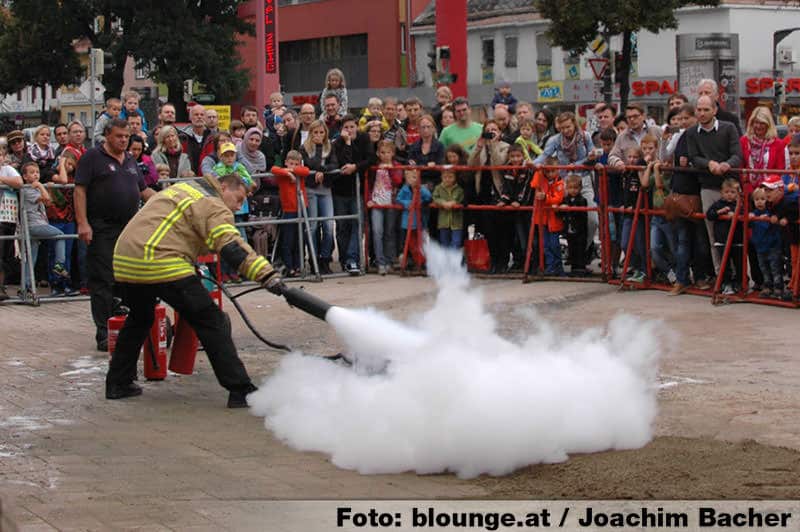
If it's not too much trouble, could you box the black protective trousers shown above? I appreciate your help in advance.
[106,276,254,394]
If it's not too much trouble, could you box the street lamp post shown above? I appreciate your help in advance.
[773,28,800,118]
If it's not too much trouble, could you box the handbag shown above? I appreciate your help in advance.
[663,193,701,222]
[464,237,491,272]
[0,191,19,224]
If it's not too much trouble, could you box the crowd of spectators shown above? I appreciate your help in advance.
[0,70,798,303]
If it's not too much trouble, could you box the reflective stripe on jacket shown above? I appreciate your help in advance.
[113,175,273,284]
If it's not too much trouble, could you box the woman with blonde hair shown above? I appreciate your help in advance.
[150,125,192,178]
[741,106,783,193]
[300,120,338,273]
[320,68,348,117]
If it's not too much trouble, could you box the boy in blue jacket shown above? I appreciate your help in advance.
[749,187,783,299]
[396,169,432,268]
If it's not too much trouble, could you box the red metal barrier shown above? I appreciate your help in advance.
[360,163,798,309]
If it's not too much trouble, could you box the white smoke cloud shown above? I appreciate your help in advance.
[248,244,662,479]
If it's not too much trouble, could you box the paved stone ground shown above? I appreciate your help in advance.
[1,275,798,530]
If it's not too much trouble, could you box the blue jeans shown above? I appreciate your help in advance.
[307,189,334,261]
[650,215,676,276]
[543,229,563,274]
[439,228,464,249]
[621,215,646,273]
[48,221,75,287]
[370,207,398,266]
[673,218,713,286]
[333,195,360,266]
[279,212,300,271]
[757,247,784,291]
[24,224,66,289]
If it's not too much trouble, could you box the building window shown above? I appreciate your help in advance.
[505,36,518,68]
[279,34,368,92]
[67,112,75,123]
[17,90,22,101]
[400,23,407,54]
[482,38,495,68]
[536,33,551,64]
[50,86,56,100]
[80,111,87,125]
[135,62,153,80]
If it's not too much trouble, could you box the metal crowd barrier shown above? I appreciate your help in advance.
[1,170,365,306]
[369,163,800,308]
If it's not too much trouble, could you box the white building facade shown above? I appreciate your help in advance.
[411,1,800,122]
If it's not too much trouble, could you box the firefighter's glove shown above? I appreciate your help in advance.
[263,274,287,296]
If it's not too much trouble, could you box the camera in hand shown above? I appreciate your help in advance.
[481,131,496,140]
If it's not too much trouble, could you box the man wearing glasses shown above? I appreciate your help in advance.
[282,103,317,159]
[608,103,663,169]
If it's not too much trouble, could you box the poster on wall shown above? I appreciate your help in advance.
[537,64,552,82]
[538,81,564,102]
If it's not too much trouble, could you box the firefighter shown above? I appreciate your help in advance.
[105,173,284,408]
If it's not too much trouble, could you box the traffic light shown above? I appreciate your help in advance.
[775,79,785,103]
[427,50,438,76]
[103,51,114,77]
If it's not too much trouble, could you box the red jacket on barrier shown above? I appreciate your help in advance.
[530,170,565,232]
[271,165,310,214]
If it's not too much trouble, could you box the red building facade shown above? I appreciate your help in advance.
[237,0,429,110]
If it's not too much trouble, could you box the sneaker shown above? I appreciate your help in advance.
[0,286,9,302]
[96,339,109,352]
[667,269,677,285]
[79,287,89,295]
[668,283,688,296]
[52,263,70,279]
[378,264,388,276]
[50,288,66,297]
[694,278,712,291]
[346,261,360,275]
[106,382,143,400]
[626,270,646,283]
[17,287,33,301]
[318,261,333,275]
[722,284,736,295]
[227,383,258,409]
[64,287,81,297]
[760,287,772,298]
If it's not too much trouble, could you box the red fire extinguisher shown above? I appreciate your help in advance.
[107,315,127,357]
[169,311,199,375]
[143,303,168,380]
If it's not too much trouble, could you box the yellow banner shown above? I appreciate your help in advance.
[537,81,564,102]
[205,105,231,132]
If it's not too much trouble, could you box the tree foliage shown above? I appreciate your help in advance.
[535,0,720,108]
[0,1,85,121]
[1,0,254,121]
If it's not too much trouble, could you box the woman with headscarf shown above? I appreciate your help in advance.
[238,127,267,175]
[150,125,192,178]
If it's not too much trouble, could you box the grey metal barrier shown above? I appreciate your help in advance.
[1,171,365,306]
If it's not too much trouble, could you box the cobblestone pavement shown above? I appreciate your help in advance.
[1,276,798,530]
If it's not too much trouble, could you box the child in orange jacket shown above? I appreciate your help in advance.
[271,151,310,277]
[531,160,565,274]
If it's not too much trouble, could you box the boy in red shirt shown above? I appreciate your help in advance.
[271,150,309,277]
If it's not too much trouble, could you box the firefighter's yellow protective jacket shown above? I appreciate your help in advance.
[113,176,274,284]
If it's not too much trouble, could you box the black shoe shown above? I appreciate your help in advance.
[227,383,258,409]
[318,261,333,275]
[0,286,8,302]
[106,382,143,400]
[97,339,109,352]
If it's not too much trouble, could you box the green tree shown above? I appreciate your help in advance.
[75,0,254,120]
[535,0,719,109]
[0,1,85,122]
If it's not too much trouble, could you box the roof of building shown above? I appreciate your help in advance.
[412,0,537,26]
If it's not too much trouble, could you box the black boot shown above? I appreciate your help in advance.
[106,382,143,400]
[227,383,258,409]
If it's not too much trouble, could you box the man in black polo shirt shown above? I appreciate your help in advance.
[685,95,742,274]
[75,119,155,351]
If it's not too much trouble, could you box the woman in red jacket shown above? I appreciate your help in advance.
[740,106,785,195]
